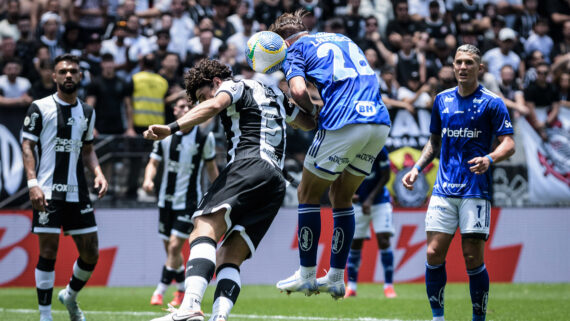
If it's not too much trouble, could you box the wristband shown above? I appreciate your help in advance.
[27,179,38,188]
[413,164,422,172]
[167,121,180,134]
[485,155,493,164]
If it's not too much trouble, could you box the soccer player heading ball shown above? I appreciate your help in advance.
[402,44,515,321]
[270,9,391,299]
[144,59,315,321]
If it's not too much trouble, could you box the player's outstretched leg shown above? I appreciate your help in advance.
[381,248,397,298]
[151,236,217,321]
[151,265,176,305]
[58,257,95,321]
[209,264,241,321]
[345,248,361,298]
[317,207,355,299]
[276,204,320,295]
[36,257,56,321]
[426,262,446,321]
[468,264,489,321]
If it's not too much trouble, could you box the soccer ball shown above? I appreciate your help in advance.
[245,31,287,74]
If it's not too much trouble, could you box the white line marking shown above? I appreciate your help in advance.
[0,308,427,321]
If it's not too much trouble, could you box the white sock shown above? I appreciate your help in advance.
[300,266,316,279]
[433,317,445,321]
[65,285,78,301]
[347,281,357,291]
[154,282,169,295]
[384,283,393,289]
[179,241,216,311]
[39,304,51,318]
[327,267,345,283]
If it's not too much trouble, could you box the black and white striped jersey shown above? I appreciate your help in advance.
[215,79,295,169]
[150,126,216,210]
[22,94,95,203]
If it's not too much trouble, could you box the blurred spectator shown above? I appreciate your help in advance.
[101,20,129,77]
[395,32,426,85]
[433,64,457,93]
[422,1,457,50]
[556,71,570,109]
[364,47,382,82]
[30,59,56,100]
[496,0,525,28]
[513,0,539,41]
[0,58,32,108]
[523,49,544,87]
[86,53,134,136]
[397,70,432,110]
[482,27,524,80]
[498,64,529,116]
[16,15,36,79]
[135,0,173,17]
[450,0,491,35]
[0,0,20,41]
[478,61,502,94]
[0,36,16,70]
[81,33,103,80]
[358,0,393,39]
[545,0,570,42]
[323,17,346,34]
[126,14,154,67]
[385,0,420,50]
[425,39,454,79]
[167,0,195,61]
[61,21,82,56]
[524,62,560,138]
[379,65,414,113]
[551,20,570,62]
[255,0,283,30]
[73,0,108,39]
[152,29,172,69]
[31,0,71,33]
[186,24,223,65]
[188,0,214,24]
[227,14,255,64]
[335,0,365,41]
[212,0,236,42]
[31,45,52,82]
[158,52,186,116]
[408,0,446,22]
[302,7,319,34]
[228,0,260,34]
[217,43,239,74]
[38,12,64,60]
[524,18,553,63]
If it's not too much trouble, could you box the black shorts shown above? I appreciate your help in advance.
[159,207,194,240]
[194,158,286,257]
[32,200,97,235]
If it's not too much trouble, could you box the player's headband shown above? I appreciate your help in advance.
[285,31,309,42]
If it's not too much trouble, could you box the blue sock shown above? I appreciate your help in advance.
[346,249,361,283]
[380,248,394,284]
[330,207,355,269]
[298,204,321,267]
[426,262,446,318]
[468,264,489,321]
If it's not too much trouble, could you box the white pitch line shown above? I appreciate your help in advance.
[0,308,428,321]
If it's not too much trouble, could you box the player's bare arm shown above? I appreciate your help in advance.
[82,143,108,199]
[288,106,317,131]
[144,92,230,141]
[402,134,441,190]
[22,139,47,211]
[142,158,160,193]
[289,76,317,115]
[468,134,515,175]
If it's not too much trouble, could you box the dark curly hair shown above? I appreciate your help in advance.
[268,9,308,40]
[184,59,233,104]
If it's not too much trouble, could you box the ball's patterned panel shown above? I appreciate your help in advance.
[245,31,287,74]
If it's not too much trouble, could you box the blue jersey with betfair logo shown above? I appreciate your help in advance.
[282,32,391,130]
[430,85,513,200]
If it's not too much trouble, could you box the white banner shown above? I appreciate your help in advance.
[517,117,570,204]
[1,207,569,286]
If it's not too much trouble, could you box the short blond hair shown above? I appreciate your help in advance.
[455,44,481,64]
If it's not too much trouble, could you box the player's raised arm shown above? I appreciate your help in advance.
[402,133,441,190]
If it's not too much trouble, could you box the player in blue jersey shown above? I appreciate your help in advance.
[270,10,391,299]
[345,147,397,299]
[401,44,515,321]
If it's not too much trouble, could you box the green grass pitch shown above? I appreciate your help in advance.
[1,283,568,321]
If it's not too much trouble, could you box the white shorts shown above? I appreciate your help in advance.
[425,195,491,237]
[304,124,390,181]
[353,202,395,239]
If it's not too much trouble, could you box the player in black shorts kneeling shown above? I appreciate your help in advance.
[144,59,316,321]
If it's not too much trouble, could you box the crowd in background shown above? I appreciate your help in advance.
[1,0,569,201]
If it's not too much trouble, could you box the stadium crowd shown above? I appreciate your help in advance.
[1,0,569,200]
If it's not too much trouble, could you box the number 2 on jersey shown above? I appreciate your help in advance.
[316,42,374,81]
